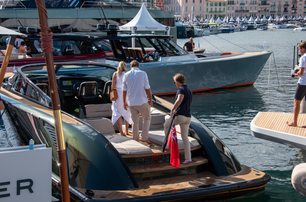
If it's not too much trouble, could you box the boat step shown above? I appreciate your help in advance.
[129,157,208,174]
[123,146,203,166]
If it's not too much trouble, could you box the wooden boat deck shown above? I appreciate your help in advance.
[77,166,266,200]
[251,112,306,150]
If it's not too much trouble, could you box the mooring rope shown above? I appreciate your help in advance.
[201,36,222,52]
[212,34,250,51]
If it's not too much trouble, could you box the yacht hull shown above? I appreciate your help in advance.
[0,62,270,201]
[142,51,271,95]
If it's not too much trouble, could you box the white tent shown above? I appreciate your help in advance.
[216,17,222,24]
[119,3,167,31]
[248,16,254,22]
[209,17,215,23]
[236,16,241,23]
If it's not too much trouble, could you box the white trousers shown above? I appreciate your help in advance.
[164,115,192,161]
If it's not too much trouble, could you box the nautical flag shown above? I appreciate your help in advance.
[168,126,180,168]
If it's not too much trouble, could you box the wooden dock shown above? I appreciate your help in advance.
[251,112,306,150]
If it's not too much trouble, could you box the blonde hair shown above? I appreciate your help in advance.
[173,73,186,84]
[117,61,126,74]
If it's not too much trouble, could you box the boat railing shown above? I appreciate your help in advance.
[0,0,26,9]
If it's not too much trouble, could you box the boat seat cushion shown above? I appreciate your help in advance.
[106,135,153,155]
[84,117,115,135]
[84,117,152,155]
[148,130,199,150]
[139,112,165,130]
[85,103,112,118]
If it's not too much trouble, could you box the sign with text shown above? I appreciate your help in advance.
[0,145,51,202]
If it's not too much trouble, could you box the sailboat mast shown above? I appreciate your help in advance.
[34,0,70,201]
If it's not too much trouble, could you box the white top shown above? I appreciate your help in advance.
[111,72,133,125]
[116,72,124,91]
[298,53,306,85]
[123,67,150,106]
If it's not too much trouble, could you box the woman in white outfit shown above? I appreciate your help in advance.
[111,61,133,135]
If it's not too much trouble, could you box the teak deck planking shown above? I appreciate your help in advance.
[253,112,306,137]
[77,166,265,200]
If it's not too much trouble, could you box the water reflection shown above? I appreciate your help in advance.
[191,87,265,122]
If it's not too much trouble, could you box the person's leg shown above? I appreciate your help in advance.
[139,103,151,141]
[177,116,192,163]
[124,121,129,135]
[129,106,140,140]
[290,99,301,126]
[116,117,124,135]
[288,84,305,126]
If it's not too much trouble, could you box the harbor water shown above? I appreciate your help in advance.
[0,29,305,201]
[178,29,306,201]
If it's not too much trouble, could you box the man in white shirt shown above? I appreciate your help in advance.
[123,60,152,141]
[288,41,306,127]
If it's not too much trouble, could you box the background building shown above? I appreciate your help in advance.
[206,0,227,19]
[164,0,306,21]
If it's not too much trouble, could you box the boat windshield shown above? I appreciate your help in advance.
[22,64,115,80]
[92,39,113,52]
[108,36,188,62]
[138,37,187,56]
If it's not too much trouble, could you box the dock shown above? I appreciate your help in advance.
[251,112,306,150]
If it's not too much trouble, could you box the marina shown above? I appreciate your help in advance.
[0,6,305,200]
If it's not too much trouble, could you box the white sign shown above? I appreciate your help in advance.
[0,145,52,202]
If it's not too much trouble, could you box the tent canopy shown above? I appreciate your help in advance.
[119,3,167,31]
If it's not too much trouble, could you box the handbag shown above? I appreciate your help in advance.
[110,89,118,101]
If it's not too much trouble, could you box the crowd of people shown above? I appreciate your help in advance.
[111,59,193,164]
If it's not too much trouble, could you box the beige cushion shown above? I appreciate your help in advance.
[84,117,115,135]
[84,117,152,155]
[85,103,112,118]
[148,130,200,150]
[106,135,153,155]
[139,113,166,130]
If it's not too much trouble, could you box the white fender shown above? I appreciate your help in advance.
[292,163,306,196]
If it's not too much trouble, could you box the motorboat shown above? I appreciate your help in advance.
[293,27,306,31]
[0,62,270,201]
[0,32,111,69]
[218,24,235,33]
[2,31,272,95]
[99,31,271,95]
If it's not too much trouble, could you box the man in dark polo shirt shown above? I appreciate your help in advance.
[183,37,195,52]
[164,73,193,164]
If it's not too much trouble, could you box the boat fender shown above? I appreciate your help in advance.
[291,163,306,196]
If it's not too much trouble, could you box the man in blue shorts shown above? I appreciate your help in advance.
[288,41,306,127]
